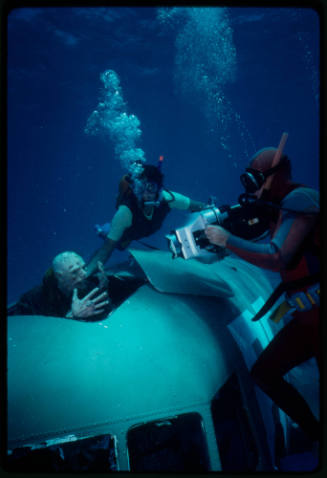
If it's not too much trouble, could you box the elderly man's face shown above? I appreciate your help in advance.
[55,255,87,294]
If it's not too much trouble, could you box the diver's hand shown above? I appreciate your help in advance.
[205,225,230,247]
[95,261,109,289]
[70,287,110,318]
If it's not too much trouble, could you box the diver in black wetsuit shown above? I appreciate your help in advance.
[86,163,207,277]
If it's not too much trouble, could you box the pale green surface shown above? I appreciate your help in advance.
[8,250,275,448]
[129,249,234,297]
[8,286,235,445]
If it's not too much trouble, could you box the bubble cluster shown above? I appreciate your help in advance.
[158,7,256,166]
[175,8,236,93]
[288,8,319,112]
[157,7,185,30]
[296,31,319,110]
[85,69,146,191]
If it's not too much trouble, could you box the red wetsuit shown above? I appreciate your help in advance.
[226,184,320,441]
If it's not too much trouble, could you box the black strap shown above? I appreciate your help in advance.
[252,273,320,322]
[163,188,176,203]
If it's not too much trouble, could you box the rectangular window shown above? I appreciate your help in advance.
[127,413,210,472]
[6,433,117,472]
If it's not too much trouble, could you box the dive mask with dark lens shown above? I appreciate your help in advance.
[240,157,288,193]
[240,168,266,193]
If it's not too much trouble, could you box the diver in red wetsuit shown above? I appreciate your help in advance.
[205,142,320,442]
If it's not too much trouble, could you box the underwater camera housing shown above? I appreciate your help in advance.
[166,198,270,260]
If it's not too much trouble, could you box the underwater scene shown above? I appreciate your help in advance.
[7,6,319,304]
[7,5,320,473]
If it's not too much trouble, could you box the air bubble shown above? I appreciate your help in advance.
[168,7,256,164]
[85,70,146,193]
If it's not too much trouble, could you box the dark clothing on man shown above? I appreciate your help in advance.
[7,268,145,321]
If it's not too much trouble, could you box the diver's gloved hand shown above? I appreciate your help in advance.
[95,222,111,240]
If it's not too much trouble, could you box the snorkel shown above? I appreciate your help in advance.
[239,132,289,205]
[264,132,289,190]
[158,155,164,171]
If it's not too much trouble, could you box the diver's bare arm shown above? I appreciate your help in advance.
[165,191,206,211]
[188,199,207,212]
[86,238,117,277]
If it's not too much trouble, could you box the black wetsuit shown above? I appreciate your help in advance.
[117,192,171,249]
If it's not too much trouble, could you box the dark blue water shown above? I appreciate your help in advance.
[7,6,320,304]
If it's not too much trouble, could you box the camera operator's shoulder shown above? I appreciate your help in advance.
[282,186,319,214]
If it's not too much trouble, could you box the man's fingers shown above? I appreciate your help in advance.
[93,291,108,302]
[94,300,110,310]
[83,287,100,301]
[85,291,108,306]
[91,308,106,316]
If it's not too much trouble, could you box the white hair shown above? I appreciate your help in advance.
[52,251,83,275]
